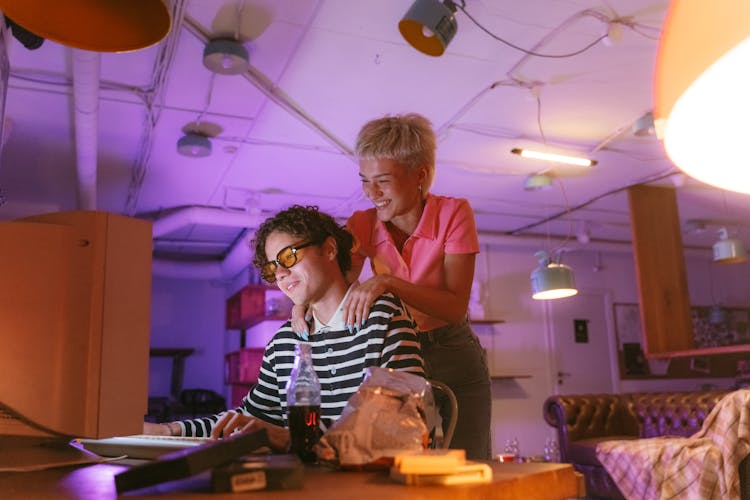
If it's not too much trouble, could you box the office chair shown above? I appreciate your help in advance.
[178,389,227,418]
[428,379,458,449]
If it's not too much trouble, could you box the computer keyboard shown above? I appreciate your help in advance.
[78,434,211,460]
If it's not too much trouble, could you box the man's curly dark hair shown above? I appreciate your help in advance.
[251,205,354,277]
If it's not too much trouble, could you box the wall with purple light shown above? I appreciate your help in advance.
[148,277,227,398]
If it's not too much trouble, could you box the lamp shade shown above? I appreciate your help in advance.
[524,173,553,191]
[0,0,171,52]
[177,133,212,158]
[531,262,578,300]
[398,0,457,57]
[713,227,748,264]
[709,305,727,325]
[654,1,750,193]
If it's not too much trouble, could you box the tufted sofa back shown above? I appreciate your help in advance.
[543,390,730,462]
[628,391,728,438]
[543,394,638,445]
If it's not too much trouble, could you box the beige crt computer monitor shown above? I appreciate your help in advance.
[0,211,151,464]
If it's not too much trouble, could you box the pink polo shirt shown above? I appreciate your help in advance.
[347,194,479,332]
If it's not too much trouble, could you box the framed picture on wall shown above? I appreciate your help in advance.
[613,302,750,379]
[613,304,649,378]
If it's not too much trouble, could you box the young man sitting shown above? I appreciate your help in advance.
[144,205,425,450]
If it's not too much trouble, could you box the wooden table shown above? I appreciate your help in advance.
[0,460,581,499]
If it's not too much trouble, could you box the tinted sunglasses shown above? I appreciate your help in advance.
[260,240,318,283]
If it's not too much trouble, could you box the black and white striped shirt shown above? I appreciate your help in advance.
[178,293,424,436]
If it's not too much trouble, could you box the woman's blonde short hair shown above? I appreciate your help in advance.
[355,113,436,192]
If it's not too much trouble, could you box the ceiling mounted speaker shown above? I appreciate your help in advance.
[203,39,249,75]
[0,0,171,52]
[177,133,212,158]
[398,0,457,57]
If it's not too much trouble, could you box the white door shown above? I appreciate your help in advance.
[547,290,617,394]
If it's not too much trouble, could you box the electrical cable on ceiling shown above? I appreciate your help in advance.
[437,5,663,144]
[195,72,216,127]
[455,1,607,58]
[534,90,546,145]
[125,0,187,215]
[509,168,678,235]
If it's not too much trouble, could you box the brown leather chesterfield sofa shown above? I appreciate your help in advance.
[543,390,732,499]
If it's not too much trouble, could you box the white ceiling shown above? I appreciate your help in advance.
[1,0,749,279]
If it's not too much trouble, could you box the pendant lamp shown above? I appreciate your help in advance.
[654,1,750,194]
[398,0,457,57]
[713,227,748,264]
[203,39,249,75]
[177,133,212,158]
[530,251,578,300]
[0,0,171,52]
[709,304,727,325]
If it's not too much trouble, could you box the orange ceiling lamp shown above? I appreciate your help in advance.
[654,1,750,194]
[0,0,171,52]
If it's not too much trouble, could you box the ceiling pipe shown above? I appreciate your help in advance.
[151,206,265,238]
[72,49,100,210]
[152,233,253,280]
[182,17,354,159]
[152,222,715,281]
[151,206,264,280]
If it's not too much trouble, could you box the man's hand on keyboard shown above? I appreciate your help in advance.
[211,411,290,451]
[142,421,172,436]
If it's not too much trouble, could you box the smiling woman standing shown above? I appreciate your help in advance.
[344,113,491,460]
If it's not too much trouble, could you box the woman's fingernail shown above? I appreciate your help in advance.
[347,325,353,334]
[361,319,366,326]
[305,314,311,321]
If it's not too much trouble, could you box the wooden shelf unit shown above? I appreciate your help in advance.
[224,285,293,406]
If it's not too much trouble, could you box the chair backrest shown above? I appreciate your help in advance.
[179,388,226,417]
[428,379,458,449]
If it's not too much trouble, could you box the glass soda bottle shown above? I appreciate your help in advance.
[286,343,321,462]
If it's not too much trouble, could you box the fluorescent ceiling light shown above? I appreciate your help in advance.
[511,148,597,167]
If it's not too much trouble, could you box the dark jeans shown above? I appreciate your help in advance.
[420,320,492,460]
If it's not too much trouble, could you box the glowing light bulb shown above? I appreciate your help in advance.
[221,54,233,70]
